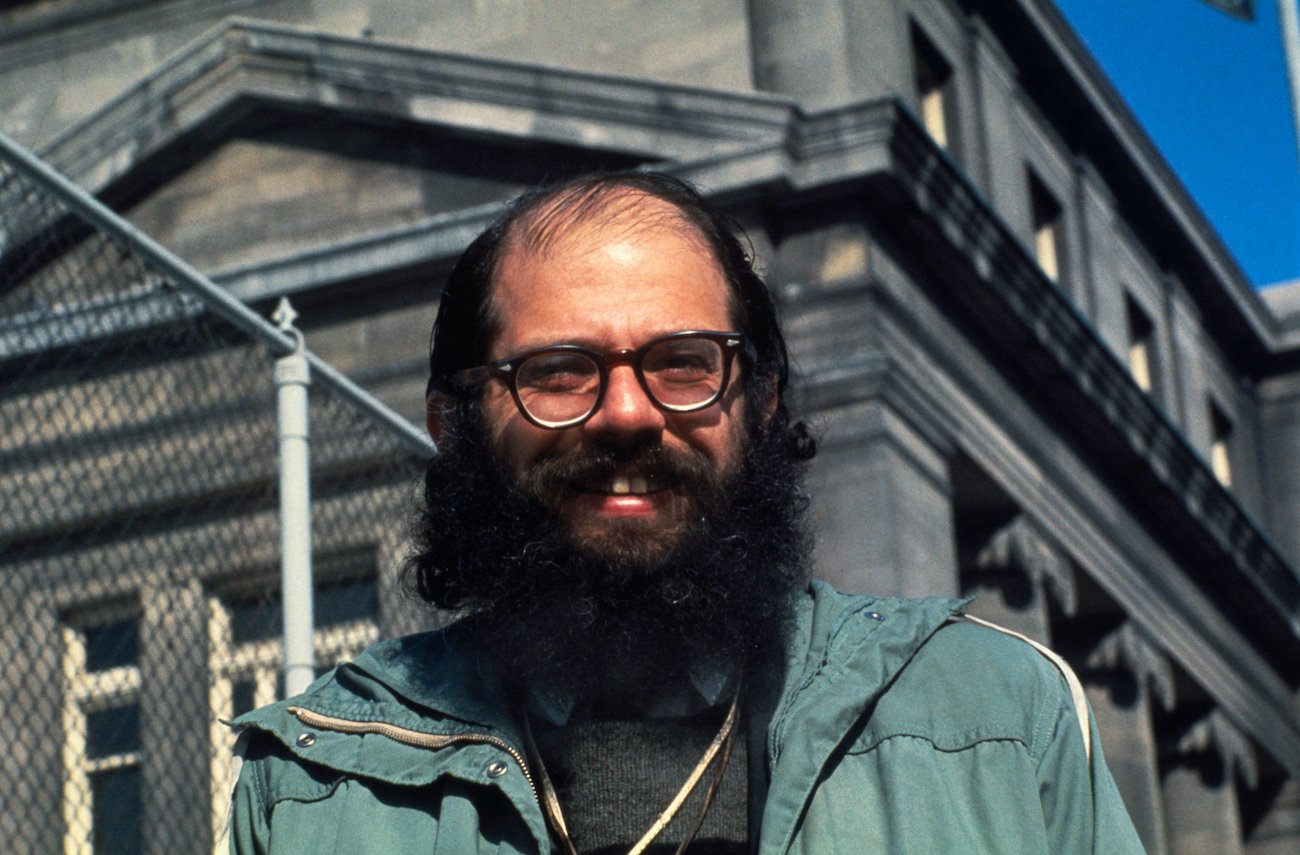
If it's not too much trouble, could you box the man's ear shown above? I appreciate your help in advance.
[425,392,450,444]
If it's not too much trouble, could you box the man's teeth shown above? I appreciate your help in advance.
[609,476,652,495]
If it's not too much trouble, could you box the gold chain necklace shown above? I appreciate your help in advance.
[522,689,741,855]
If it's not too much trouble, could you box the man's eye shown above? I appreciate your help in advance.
[646,346,720,383]
[519,355,597,391]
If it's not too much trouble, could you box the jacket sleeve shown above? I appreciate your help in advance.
[955,614,1146,854]
[224,732,272,855]
[1034,676,1148,855]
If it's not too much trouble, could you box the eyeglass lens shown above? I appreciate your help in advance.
[515,337,726,425]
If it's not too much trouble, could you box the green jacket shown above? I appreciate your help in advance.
[227,582,1146,854]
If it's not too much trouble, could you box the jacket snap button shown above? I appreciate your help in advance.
[867,612,885,622]
[486,760,509,778]
[296,732,316,748]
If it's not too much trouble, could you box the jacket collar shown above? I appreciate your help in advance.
[230,582,968,854]
[758,581,969,855]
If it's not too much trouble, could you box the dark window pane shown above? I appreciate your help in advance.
[231,679,256,718]
[84,619,138,672]
[91,765,141,855]
[316,576,377,628]
[86,704,140,759]
[229,574,375,643]
[231,597,280,644]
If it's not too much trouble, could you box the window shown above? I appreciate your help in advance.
[62,605,143,855]
[208,562,380,842]
[1208,401,1233,486]
[1029,171,1063,282]
[1125,295,1157,394]
[912,24,956,151]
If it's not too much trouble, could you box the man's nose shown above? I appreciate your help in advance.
[581,365,665,441]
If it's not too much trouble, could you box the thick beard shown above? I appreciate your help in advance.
[405,401,811,712]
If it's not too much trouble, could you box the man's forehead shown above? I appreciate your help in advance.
[506,188,714,260]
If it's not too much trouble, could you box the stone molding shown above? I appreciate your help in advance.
[1086,621,1176,712]
[38,18,796,200]
[973,513,1076,617]
[1175,709,1260,789]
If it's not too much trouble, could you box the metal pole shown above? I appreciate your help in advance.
[1279,0,1300,166]
[273,298,315,697]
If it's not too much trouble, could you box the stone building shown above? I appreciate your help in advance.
[1,1,1297,852]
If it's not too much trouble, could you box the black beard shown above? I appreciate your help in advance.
[404,401,811,712]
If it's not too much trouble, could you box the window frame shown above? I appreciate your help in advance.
[911,22,958,154]
[61,602,144,855]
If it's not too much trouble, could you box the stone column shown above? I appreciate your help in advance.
[747,0,854,103]
[0,578,64,855]
[747,0,903,107]
[1084,623,1175,855]
[140,578,212,853]
[809,399,958,598]
[1162,710,1255,855]
[1258,373,1300,567]
[1165,276,1208,443]
[1246,778,1300,854]
[1164,761,1244,855]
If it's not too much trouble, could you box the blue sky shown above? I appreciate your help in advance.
[1055,0,1299,289]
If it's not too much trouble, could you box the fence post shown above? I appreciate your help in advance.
[272,298,315,697]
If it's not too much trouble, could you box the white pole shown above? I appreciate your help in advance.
[1279,0,1300,166]
[273,298,315,697]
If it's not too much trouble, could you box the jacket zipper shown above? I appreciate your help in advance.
[287,706,539,802]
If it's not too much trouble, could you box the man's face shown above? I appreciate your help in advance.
[481,201,749,566]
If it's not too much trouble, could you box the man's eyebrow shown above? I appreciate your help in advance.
[505,328,726,354]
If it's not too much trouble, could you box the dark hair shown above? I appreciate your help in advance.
[427,170,814,459]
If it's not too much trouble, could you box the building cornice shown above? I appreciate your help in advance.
[980,0,1281,369]
[860,99,1300,645]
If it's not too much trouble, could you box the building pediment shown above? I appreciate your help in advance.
[38,18,796,279]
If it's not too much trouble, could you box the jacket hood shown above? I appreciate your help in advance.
[229,622,528,783]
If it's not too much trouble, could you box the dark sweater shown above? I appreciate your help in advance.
[531,705,748,855]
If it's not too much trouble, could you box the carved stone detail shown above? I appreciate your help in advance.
[1176,709,1259,789]
[974,513,1076,616]
[1086,622,1175,711]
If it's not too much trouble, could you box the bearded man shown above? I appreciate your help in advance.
[227,172,1145,854]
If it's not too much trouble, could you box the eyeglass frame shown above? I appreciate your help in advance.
[448,329,757,430]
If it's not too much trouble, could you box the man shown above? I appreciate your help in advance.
[227,172,1146,854]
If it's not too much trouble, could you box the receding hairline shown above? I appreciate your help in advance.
[504,184,717,261]
[482,185,737,329]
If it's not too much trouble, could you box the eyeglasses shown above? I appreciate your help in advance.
[450,330,755,429]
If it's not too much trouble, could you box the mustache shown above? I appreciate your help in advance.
[515,441,725,504]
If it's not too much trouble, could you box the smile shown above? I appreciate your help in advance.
[605,475,663,495]
[582,472,676,493]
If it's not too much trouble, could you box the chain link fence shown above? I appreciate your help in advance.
[0,133,439,854]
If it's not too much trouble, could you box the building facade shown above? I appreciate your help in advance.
[1,1,1298,853]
